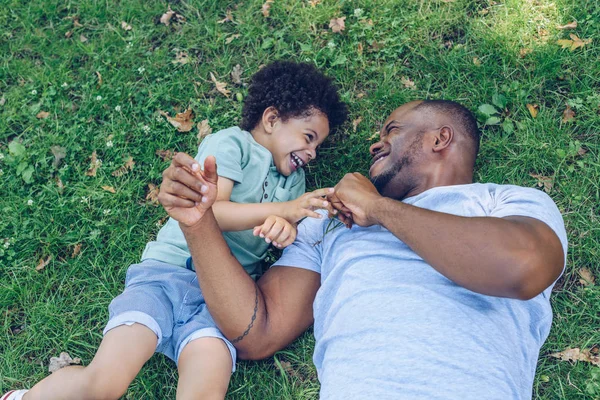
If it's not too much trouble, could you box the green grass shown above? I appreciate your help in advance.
[1,0,599,398]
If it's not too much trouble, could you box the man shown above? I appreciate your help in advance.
[158,100,567,399]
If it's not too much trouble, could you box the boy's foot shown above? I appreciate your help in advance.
[1,390,28,400]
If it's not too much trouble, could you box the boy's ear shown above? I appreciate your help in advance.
[432,126,453,153]
[261,106,279,134]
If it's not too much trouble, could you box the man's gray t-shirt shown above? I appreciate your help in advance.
[274,183,567,399]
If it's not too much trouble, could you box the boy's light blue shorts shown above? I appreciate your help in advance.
[103,259,236,371]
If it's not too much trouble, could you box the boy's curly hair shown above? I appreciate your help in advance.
[240,61,348,133]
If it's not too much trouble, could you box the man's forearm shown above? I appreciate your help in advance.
[213,201,285,231]
[372,197,563,299]
[180,210,268,357]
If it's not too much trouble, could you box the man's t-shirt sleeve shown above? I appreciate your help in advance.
[194,128,244,183]
[272,212,326,274]
[491,185,568,272]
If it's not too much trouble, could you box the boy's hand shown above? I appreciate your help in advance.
[158,153,218,227]
[285,188,337,223]
[253,215,297,249]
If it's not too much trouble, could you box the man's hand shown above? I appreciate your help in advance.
[158,153,218,227]
[284,188,337,223]
[331,173,383,227]
[253,215,297,248]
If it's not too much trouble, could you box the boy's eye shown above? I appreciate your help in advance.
[305,134,314,142]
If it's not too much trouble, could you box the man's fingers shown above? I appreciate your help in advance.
[201,155,218,185]
[157,192,197,208]
[173,152,201,171]
[164,180,203,203]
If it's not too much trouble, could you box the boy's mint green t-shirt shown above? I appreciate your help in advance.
[142,126,306,279]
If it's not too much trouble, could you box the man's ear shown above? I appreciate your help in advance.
[432,126,453,153]
[261,106,279,134]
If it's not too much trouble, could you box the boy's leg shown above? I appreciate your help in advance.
[24,323,156,400]
[176,337,233,400]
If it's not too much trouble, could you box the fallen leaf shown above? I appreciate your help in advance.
[173,51,190,65]
[121,21,132,31]
[51,145,67,169]
[146,183,160,205]
[352,117,362,132]
[519,48,532,58]
[155,149,174,161]
[48,352,81,373]
[85,151,101,177]
[526,104,539,118]
[210,72,231,97]
[36,255,52,271]
[309,0,321,7]
[73,17,83,28]
[557,34,592,51]
[357,42,363,56]
[65,31,72,38]
[329,17,346,33]
[218,10,234,23]
[578,267,595,286]
[95,71,102,87]
[197,119,213,143]
[160,108,195,132]
[562,105,575,123]
[401,76,416,90]
[0,96,5,106]
[71,243,82,258]
[36,111,50,119]
[262,0,274,17]
[225,34,240,44]
[101,185,116,193]
[557,21,577,30]
[473,57,482,66]
[529,173,554,193]
[56,176,64,192]
[368,131,379,140]
[160,8,176,25]
[112,156,135,177]
[79,34,88,43]
[577,147,587,156]
[231,64,243,85]
[356,92,366,99]
[550,347,600,366]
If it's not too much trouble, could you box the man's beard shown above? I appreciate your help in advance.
[371,155,409,194]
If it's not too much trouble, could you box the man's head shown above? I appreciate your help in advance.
[369,100,481,200]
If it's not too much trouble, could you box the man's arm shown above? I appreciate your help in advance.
[331,173,565,300]
[158,153,320,359]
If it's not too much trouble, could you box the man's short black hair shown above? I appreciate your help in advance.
[240,61,348,133]
[414,100,481,158]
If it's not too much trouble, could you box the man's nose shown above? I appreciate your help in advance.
[370,141,383,156]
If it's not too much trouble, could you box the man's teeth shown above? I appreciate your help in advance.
[291,153,304,168]
[374,155,387,164]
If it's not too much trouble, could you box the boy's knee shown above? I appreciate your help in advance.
[80,366,130,400]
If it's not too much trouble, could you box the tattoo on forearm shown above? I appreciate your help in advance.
[231,285,259,344]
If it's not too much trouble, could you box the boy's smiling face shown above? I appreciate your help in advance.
[267,110,330,176]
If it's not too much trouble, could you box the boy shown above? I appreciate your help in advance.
[4,61,347,400]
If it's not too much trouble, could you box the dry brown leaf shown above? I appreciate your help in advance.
[231,64,243,85]
[73,17,83,28]
[79,34,88,43]
[357,42,363,56]
[51,145,67,169]
[225,34,240,44]
[529,173,554,193]
[197,119,213,143]
[210,72,231,97]
[65,31,72,38]
[121,21,132,31]
[49,352,81,373]
[550,347,600,366]
[71,243,82,258]
[356,92,366,99]
[173,51,190,65]
[155,149,174,161]
[309,0,321,7]
[562,105,575,123]
[578,267,595,286]
[36,111,50,119]
[401,76,416,90]
[85,151,101,177]
[262,0,274,17]
[577,147,588,156]
[526,104,539,118]
[218,10,234,23]
[519,48,532,58]
[557,21,577,30]
[56,176,64,192]
[352,117,362,132]
[557,34,592,51]
[146,183,160,205]
[160,108,195,132]
[329,17,346,33]
[160,8,176,25]
[473,57,482,66]
[101,185,116,194]
[112,156,135,177]
[36,255,52,271]
[95,71,102,87]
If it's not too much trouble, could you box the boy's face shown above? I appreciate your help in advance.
[269,111,330,176]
